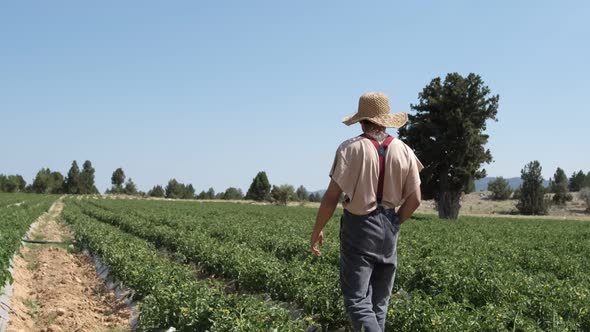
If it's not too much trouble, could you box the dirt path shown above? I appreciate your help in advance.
[6,199,131,332]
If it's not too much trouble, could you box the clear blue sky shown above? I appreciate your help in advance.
[1,1,589,193]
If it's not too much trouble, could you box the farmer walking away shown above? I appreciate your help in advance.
[310,92,423,332]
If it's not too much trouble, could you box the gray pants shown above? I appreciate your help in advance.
[340,207,400,332]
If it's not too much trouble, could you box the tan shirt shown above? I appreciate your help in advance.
[329,135,424,215]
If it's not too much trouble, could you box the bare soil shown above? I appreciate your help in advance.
[7,199,130,332]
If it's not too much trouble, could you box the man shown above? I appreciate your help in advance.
[310,92,423,332]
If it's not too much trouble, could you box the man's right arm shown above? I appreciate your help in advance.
[397,186,421,224]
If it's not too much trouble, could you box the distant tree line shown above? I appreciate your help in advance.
[0,174,26,193]
[138,170,323,204]
[1,163,325,205]
[0,160,98,195]
[485,163,590,215]
[241,171,323,205]
[3,159,588,214]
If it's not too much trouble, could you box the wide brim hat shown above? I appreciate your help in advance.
[342,92,407,128]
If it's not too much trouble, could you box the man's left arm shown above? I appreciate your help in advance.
[397,186,421,224]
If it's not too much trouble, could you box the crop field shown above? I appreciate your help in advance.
[0,193,57,289]
[57,197,590,331]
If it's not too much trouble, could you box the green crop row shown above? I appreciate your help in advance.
[72,199,348,329]
[0,192,54,207]
[61,203,309,332]
[0,194,56,289]
[84,198,340,265]
[74,198,590,331]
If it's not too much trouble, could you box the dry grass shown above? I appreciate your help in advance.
[416,191,590,220]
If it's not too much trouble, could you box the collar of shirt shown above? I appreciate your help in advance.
[364,130,389,143]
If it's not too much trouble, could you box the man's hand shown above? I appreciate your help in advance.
[310,179,342,257]
[310,230,325,256]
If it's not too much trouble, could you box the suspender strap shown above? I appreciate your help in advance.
[361,134,395,202]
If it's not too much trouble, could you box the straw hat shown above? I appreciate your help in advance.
[342,92,407,128]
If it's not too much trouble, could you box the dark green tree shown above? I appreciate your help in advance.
[165,179,181,198]
[222,187,244,200]
[149,185,165,197]
[0,174,26,192]
[551,167,571,205]
[124,178,138,195]
[206,187,215,200]
[196,190,207,200]
[296,185,309,201]
[111,168,126,193]
[32,168,52,194]
[165,179,194,199]
[184,184,196,199]
[79,160,98,194]
[398,73,499,219]
[32,168,64,194]
[0,175,5,192]
[569,170,586,192]
[245,171,271,201]
[3,176,18,192]
[15,175,26,192]
[65,161,81,194]
[49,171,64,194]
[487,177,512,200]
[271,184,296,205]
[516,161,548,215]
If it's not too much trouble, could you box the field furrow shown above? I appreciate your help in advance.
[69,198,590,331]
[62,202,308,331]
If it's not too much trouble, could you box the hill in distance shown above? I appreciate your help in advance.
[474,177,550,192]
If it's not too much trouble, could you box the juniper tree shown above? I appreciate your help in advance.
[111,168,126,193]
[79,160,98,194]
[517,161,548,215]
[124,178,138,195]
[569,170,586,192]
[398,73,499,219]
[246,171,271,201]
[551,167,571,205]
[65,161,81,194]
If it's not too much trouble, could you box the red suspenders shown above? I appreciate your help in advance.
[360,134,394,202]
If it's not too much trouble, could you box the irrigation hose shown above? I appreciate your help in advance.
[21,239,75,245]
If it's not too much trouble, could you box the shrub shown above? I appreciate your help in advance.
[487,177,512,200]
[149,185,165,197]
[270,184,296,205]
